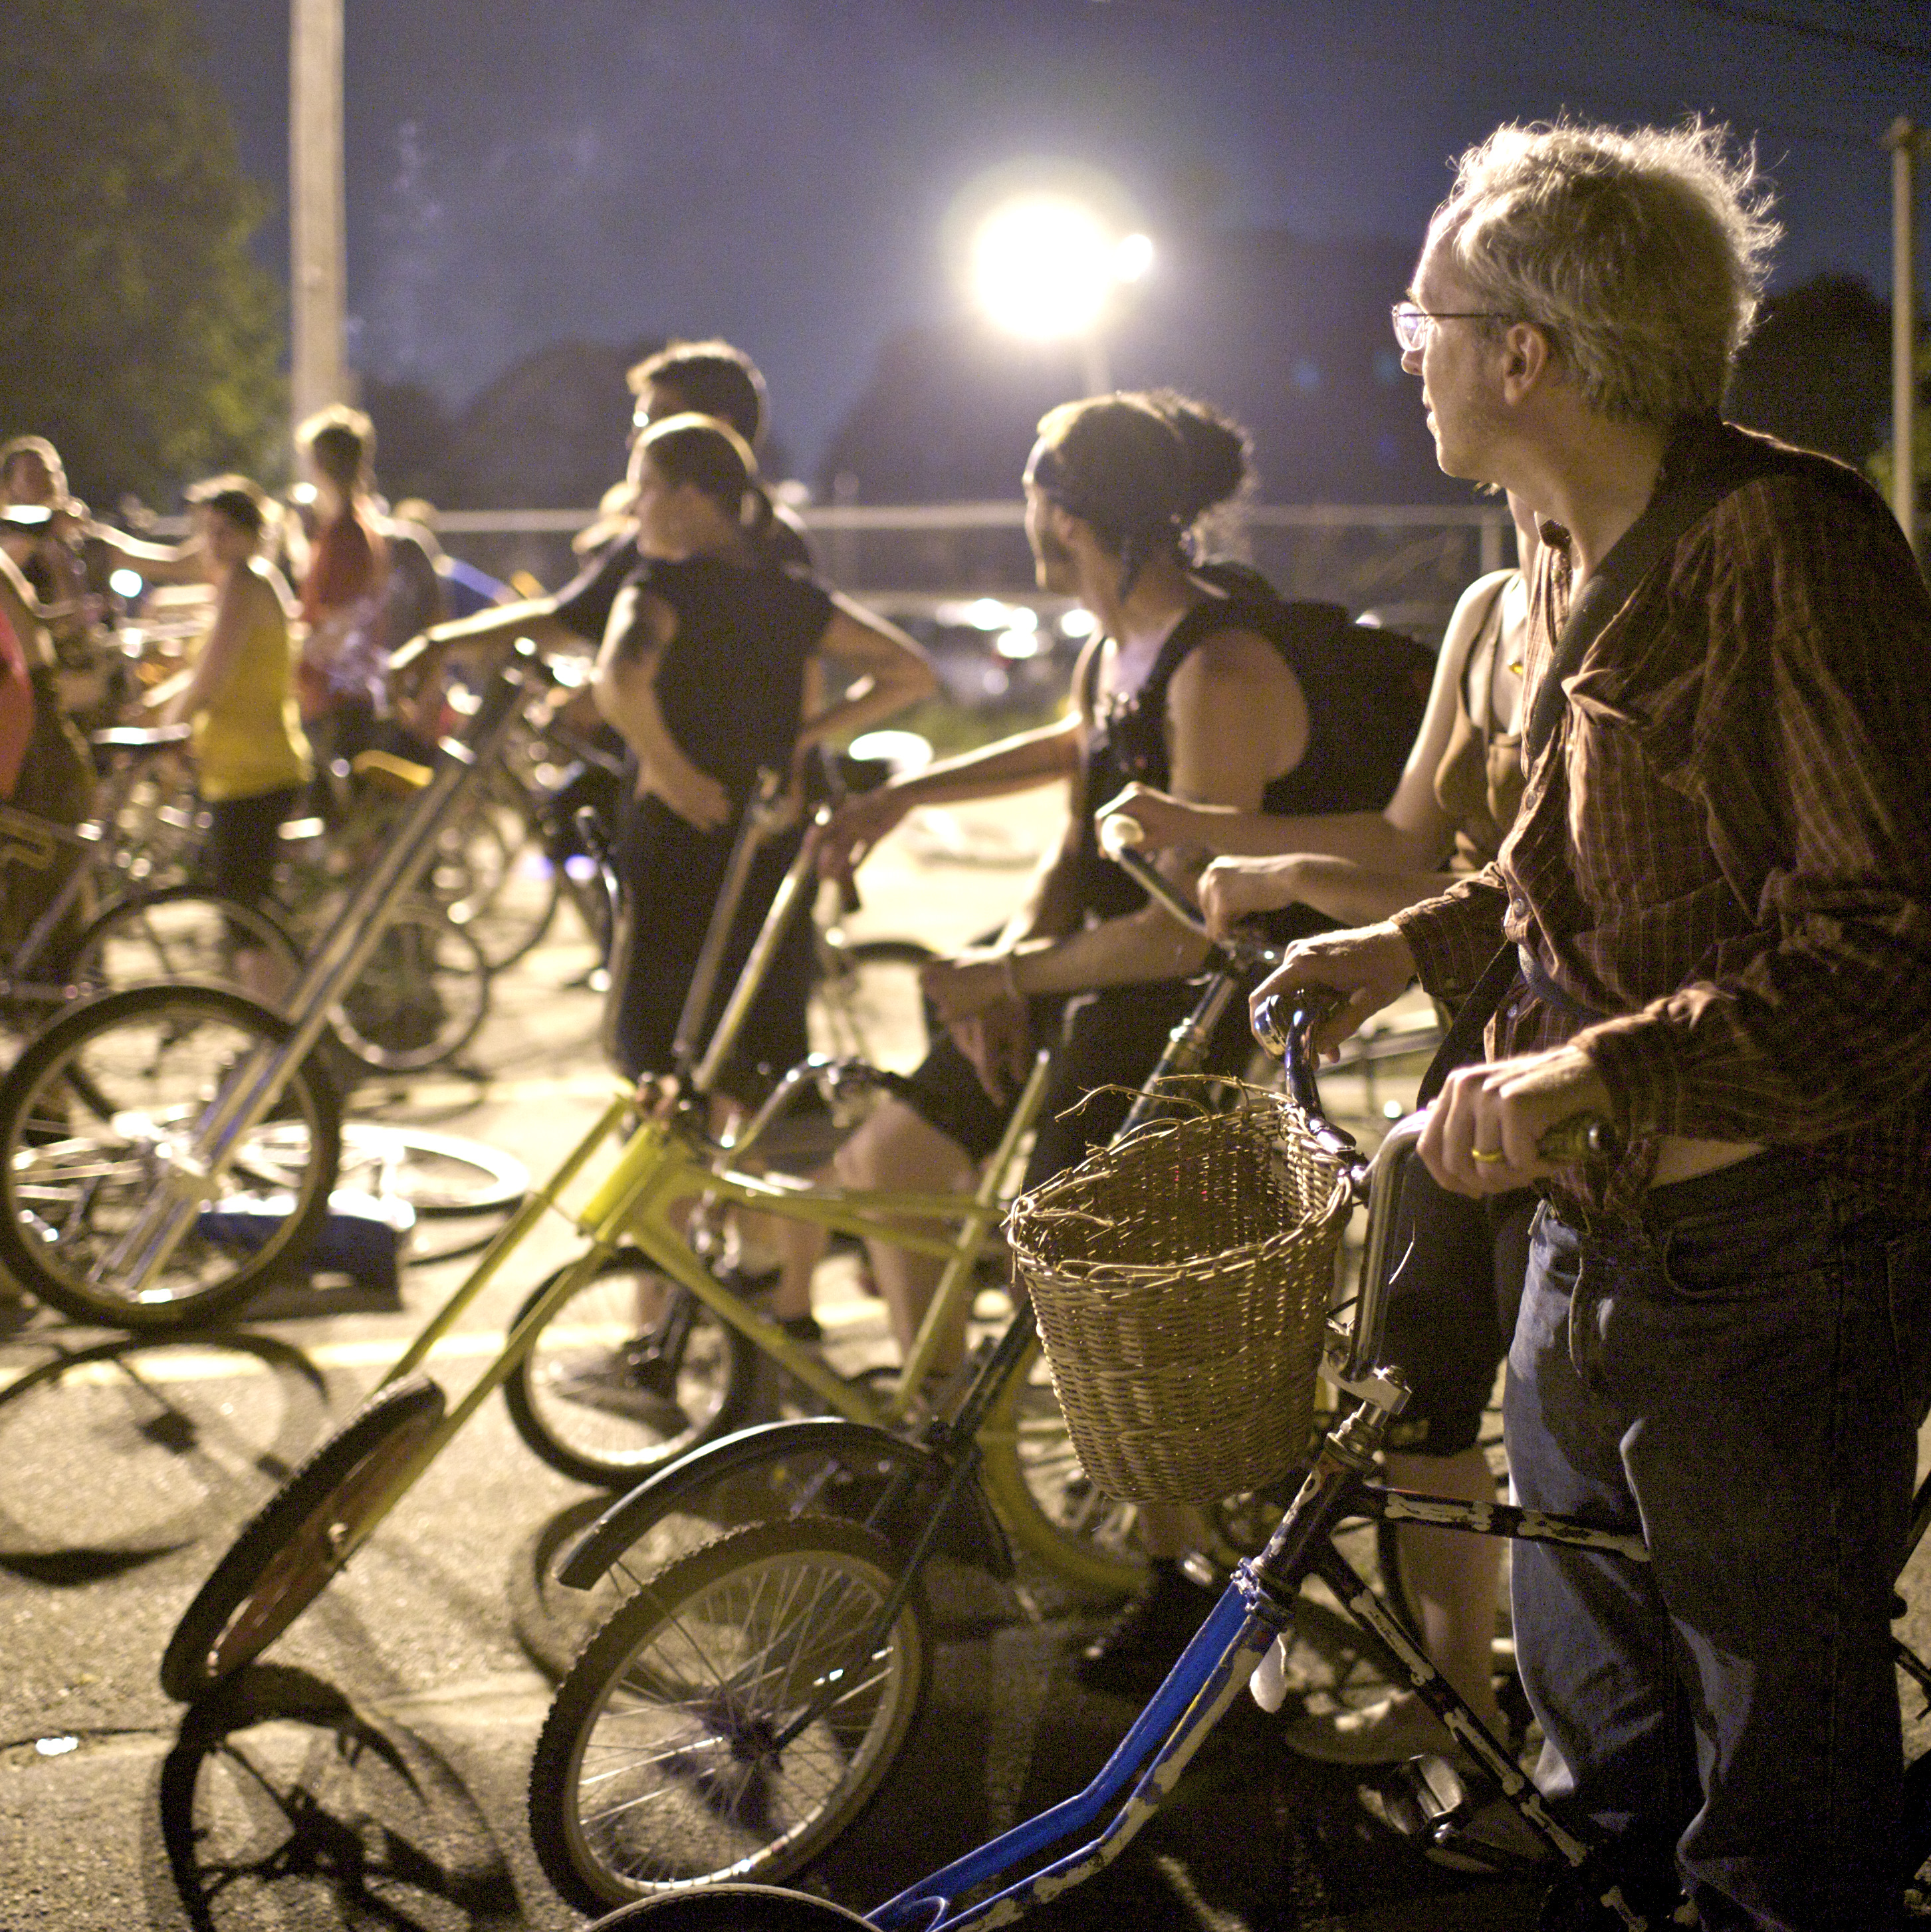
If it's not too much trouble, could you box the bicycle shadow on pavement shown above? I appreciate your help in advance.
[0,1329,329,1583]
[150,1663,524,1932]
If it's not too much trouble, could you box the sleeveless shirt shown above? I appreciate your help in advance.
[193,570,313,802]
[1431,569,1526,874]
[1073,588,1429,923]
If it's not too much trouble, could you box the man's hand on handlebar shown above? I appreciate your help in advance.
[1246,922,1416,1061]
[1419,1044,1613,1196]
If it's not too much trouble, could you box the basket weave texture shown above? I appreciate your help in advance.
[1006,1085,1352,1504]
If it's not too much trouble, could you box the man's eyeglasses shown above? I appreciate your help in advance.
[1390,301,1512,354]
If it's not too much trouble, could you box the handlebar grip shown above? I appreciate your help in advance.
[1535,1114,1612,1163]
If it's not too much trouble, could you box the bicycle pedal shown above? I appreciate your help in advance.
[1376,1751,1476,1840]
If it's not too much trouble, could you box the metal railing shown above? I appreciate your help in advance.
[422,499,1514,644]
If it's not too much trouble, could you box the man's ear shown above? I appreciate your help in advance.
[1501,321,1554,401]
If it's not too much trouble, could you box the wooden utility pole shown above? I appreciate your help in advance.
[290,0,347,437]
[1885,118,1924,563]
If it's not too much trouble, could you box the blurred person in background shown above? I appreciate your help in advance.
[293,405,389,779]
[144,477,311,1003]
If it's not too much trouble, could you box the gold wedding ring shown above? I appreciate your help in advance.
[1470,1146,1508,1164]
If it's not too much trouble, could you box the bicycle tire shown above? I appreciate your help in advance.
[333,1122,529,1218]
[503,1250,760,1488]
[513,1430,953,1680]
[582,1886,871,1929]
[806,936,935,1071]
[976,1332,1143,1600]
[443,775,566,970]
[66,885,304,999]
[529,1515,929,1909]
[159,1374,447,1701]
[326,899,491,1074]
[0,983,343,1330]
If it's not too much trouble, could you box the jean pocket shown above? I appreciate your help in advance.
[1653,1187,1837,1299]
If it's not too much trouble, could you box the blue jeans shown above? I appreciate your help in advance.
[1504,1153,1931,1929]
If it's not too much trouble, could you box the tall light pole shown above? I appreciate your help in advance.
[1885,117,1924,564]
[290,0,348,437]
[970,195,1152,397]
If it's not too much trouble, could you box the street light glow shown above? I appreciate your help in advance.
[972,196,1125,340]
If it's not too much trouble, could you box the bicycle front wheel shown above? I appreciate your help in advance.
[503,1251,760,1488]
[67,885,304,998]
[528,1515,929,1910]
[159,1374,446,1701]
[0,983,342,1329]
[977,1332,1143,1600]
[326,899,491,1074]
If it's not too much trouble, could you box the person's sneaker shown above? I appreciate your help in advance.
[1284,1689,1462,1765]
[1073,1559,1219,1696]
[548,1349,691,1433]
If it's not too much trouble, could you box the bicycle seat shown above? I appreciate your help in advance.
[89,722,192,753]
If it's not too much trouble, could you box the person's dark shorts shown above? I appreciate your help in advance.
[900,973,1260,1193]
[1377,1162,1534,1458]
[202,785,300,921]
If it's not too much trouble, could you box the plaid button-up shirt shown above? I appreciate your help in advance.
[1393,418,1931,1219]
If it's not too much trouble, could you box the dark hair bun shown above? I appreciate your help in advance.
[1141,390,1250,521]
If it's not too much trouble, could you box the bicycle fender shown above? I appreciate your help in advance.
[556,1415,1012,1588]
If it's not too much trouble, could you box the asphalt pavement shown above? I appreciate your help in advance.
[5,799,1926,1931]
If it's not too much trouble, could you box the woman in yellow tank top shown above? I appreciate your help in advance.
[152,475,312,1000]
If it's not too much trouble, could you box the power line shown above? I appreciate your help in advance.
[1670,0,1931,65]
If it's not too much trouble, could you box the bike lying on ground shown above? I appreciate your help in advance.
[530,996,1931,1932]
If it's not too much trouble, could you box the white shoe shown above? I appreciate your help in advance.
[1282,1689,1458,1764]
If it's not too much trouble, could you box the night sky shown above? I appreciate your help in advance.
[190,0,1930,479]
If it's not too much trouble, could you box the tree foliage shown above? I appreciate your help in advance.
[0,0,284,509]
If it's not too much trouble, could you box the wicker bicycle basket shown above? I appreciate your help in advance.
[1006,1082,1355,1505]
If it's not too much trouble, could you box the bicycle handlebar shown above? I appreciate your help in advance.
[1252,989,1611,1165]
[1097,816,1282,975]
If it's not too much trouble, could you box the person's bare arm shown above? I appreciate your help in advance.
[1009,626,1303,994]
[390,594,582,687]
[792,597,937,759]
[86,522,205,584]
[1097,576,1504,871]
[818,709,1084,878]
[0,549,52,670]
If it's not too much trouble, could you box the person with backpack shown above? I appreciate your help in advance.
[816,390,1428,1681]
[1099,489,1539,1744]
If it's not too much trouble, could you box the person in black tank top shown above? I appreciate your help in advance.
[816,391,1424,1679]
[590,413,932,1104]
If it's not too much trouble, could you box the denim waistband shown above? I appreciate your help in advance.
[1545,1145,1822,1240]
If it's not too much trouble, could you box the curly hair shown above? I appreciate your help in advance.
[1430,118,1781,426]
